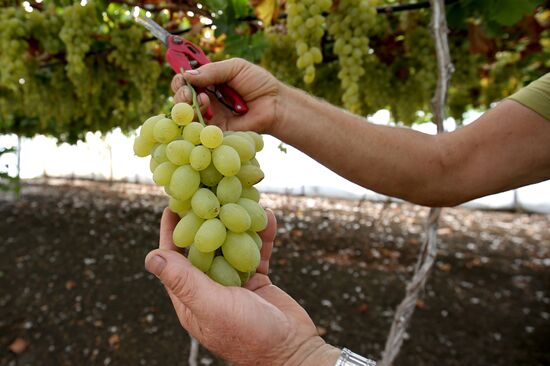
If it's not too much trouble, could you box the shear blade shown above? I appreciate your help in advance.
[135,17,170,45]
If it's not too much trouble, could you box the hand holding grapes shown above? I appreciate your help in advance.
[145,208,340,366]
[172,58,283,134]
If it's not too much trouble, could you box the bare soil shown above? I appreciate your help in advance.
[1,179,549,366]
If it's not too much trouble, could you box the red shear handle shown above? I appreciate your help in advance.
[216,84,249,115]
[165,49,214,119]
[165,36,249,119]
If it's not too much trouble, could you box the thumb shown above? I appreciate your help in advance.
[183,58,248,88]
[145,249,221,312]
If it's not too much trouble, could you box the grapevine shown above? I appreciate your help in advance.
[133,83,267,287]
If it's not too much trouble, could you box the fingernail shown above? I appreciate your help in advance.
[146,255,166,276]
[185,69,199,75]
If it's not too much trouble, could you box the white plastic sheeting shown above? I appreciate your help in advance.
[1,117,549,214]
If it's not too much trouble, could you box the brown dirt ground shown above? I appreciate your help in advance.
[0,179,549,366]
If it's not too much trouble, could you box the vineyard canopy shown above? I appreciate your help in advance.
[0,0,548,143]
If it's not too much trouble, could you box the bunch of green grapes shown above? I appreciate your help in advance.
[0,7,29,91]
[133,102,267,287]
[28,5,64,55]
[328,0,377,114]
[108,25,161,118]
[286,0,332,83]
[59,1,97,88]
[261,33,305,87]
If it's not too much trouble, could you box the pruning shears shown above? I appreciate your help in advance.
[135,17,249,119]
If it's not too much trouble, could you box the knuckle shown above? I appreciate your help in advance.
[175,88,188,103]
[183,86,192,99]
[171,75,183,91]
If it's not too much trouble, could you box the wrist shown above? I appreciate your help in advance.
[269,83,305,140]
[284,336,340,366]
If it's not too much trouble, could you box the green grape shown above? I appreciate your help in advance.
[152,144,168,163]
[216,176,242,204]
[173,211,204,248]
[200,125,224,149]
[190,145,212,171]
[246,131,264,152]
[191,188,220,219]
[304,68,315,84]
[221,232,261,273]
[236,165,265,187]
[238,198,268,232]
[188,245,214,272]
[169,196,191,216]
[310,47,323,63]
[171,102,194,126]
[195,218,227,252]
[249,158,260,168]
[140,114,165,143]
[208,256,241,287]
[133,136,154,157]
[153,161,177,186]
[183,122,204,145]
[212,145,241,177]
[235,132,257,149]
[149,157,160,173]
[200,163,223,187]
[241,186,261,202]
[166,140,195,165]
[219,203,251,233]
[222,134,255,162]
[153,118,180,143]
[238,270,252,284]
[247,230,263,250]
[169,165,200,201]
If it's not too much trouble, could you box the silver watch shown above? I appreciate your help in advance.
[334,348,376,366]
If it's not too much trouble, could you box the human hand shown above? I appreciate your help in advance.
[171,58,283,135]
[144,208,340,366]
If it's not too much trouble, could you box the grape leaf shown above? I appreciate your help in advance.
[224,32,268,62]
[203,0,228,12]
[254,0,277,26]
[231,0,252,18]
[489,0,540,26]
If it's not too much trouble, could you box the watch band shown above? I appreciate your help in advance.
[335,348,377,366]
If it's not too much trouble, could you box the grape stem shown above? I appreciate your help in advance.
[181,68,206,127]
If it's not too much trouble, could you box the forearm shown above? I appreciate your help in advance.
[272,86,550,207]
[272,84,449,206]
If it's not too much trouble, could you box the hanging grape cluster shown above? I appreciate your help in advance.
[134,101,267,286]
[59,2,97,88]
[108,24,162,126]
[327,0,377,114]
[0,8,29,91]
[286,0,332,83]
